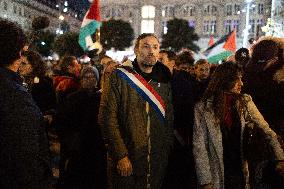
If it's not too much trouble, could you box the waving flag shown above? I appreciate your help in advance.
[208,35,214,47]
[78,0,101,51]
[203,29,236,64]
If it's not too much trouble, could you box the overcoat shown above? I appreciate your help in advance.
[193,94,284,189]
[99,60,174,189]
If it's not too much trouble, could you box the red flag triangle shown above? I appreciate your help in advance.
[208,36,214,47]
[223,29,236,52]
[86,0,101,21]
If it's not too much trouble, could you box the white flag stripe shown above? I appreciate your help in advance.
[117,68,165,117]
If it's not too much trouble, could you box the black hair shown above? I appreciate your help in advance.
[159,50,177,61]
[175,51,195,66]
[23,51,47,77]
[0,19,25,67]
[134,33,158,54]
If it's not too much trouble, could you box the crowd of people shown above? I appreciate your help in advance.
[0,19,284,189]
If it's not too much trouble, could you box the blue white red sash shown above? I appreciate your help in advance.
[116,67,166,121]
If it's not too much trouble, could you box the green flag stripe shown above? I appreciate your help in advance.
[79,20,102,51]
[207,51,233,64]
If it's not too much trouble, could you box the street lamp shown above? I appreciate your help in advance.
[59,15,65,21]
[242,0,253,48]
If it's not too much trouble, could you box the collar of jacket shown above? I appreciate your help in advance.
[0,67,23,85]
[121,59,172,83]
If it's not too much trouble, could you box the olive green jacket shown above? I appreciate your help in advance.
[99,60,174,185]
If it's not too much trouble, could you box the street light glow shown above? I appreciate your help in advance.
[63,7,68,12]
[59,15,65,20]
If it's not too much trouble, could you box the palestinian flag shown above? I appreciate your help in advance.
[203,30,236,64]
[208,35,214,47]
[78,0,101,51]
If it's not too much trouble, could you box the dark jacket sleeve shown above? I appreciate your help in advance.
[165,84,174,153]
[98,73,128,161]
[0,86,52,189]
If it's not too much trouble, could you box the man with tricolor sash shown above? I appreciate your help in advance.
[99,33,173,189]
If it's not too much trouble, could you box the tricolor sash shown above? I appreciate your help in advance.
[116,67,166,121]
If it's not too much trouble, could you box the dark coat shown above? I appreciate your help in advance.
[0,67,52,189]
[53,74,80,104]
[244,64,284,140]
[99,60,174,189]
[29,76,57,114]
[171,70,195,144]
[56,89,107,189]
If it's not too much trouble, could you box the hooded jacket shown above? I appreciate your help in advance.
[99,59,173,188]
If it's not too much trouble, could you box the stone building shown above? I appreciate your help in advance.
[0,0,83,33]
[272,0,284,36]
[100,0,273,48]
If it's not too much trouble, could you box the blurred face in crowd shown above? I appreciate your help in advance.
[195,63,210,81]
[230,74,243,94]
[81,72,97,90]
[136,36,160,68]
[18,57,33,76]
[68,59,81,77]
[100,57,114,74]
[159,52,175,70]
[177,64,193,73]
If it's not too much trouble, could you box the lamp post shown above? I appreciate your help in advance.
[242,0,253,48]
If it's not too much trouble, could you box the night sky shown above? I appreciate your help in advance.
[68,0,90,10]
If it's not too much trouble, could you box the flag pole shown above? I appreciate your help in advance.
[96,28,101,43]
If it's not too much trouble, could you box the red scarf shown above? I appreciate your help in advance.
[223,93,234,128]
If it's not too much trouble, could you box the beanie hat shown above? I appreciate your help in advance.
[80,66,100,81]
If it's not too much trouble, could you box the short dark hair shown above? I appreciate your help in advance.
[175,51,195,66]
[0,19,25,67]
[159,50,177,61]
[59,56,77,73]
[235,48,250,62]
[134,33,159,54]
[23,51,47,77]
[195,59,209,67]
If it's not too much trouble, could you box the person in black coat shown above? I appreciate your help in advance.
[56,66,107,189]
[0,19,52,189]
[18,50,57,114]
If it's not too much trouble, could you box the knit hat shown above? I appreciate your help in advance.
[80,66,100,81]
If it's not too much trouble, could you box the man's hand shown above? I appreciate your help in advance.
[200,184,214,189]
[117,156,133,177]
[275,161,284,176]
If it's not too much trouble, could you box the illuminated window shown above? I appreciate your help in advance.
[142,6,155,18]
[210,20,217,34]
[226,5,232,15]
[162,21,167,34]
[141,5,155,33]
[141,20,155,33]
[3,1,8,11]
[249,19,255,33]
[258,3,264,14]
[225,20,232,33]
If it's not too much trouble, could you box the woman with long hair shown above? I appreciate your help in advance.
[193,61,284,189]
[18,50,56,114]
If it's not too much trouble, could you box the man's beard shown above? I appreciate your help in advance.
[141,57,157,67]
[142,61,156,68]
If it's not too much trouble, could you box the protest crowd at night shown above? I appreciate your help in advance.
[0,0,284,189]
